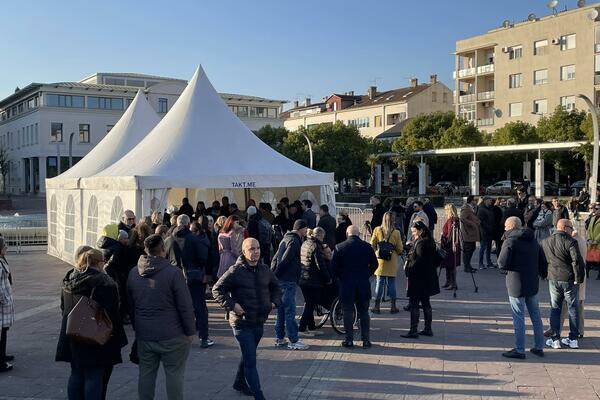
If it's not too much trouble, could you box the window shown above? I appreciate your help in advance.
[347,118,370,128]
[79,124,90,143]
[459,104,476,121]
[127,79,145,87]
[533,99,548,114]
[46,94,84,108]
[51,122,63,142]
[443,92,448,104]
[230,105,248,117]
[509,73,523,88]
[509,46,523,60]
[125,98,134,109]
[267,108,277,118]
[534,69,548,85]
[106,125,114,133]
[158,98,168,113]
[432,91,437,102]
[560,34,576,51]
[534,39,548,55]
[49,195,57,249]
[86,196,99,246]
[374,115,382,127]
[64,195,75,255]
[35,123,38,144]
[386,113,406,125]
[104,77,125,85]
[560,65,576,81]
[88,96,123,110]
[110,196,124,224]
[560,96,576,111]
[509,102,522,117]
[250,107,268,118]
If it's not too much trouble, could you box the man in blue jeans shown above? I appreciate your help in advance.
[271,219,310,350]
[498,217,548,359]
[213,238,281,400]
[541,219,585,349]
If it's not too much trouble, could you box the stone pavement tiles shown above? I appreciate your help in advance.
[1,250,600,399]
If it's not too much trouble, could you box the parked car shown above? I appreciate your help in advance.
[433,181,458,195]
[485,180,516,195]
[530,181,563,196]
[570,180,600,195]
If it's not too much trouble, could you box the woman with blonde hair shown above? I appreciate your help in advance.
[56,248,127,400]
[370,212,403,314]
[0,237,14,372]
[440,204,460,290]
[150,211,162,230]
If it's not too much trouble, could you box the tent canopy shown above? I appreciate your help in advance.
[81,66,333,190]
[46,91,160,189]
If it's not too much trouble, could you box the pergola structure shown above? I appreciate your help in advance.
[376,141,587,197]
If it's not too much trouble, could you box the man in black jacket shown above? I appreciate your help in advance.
[317,204,337,250]
[523,197,541,229]
[551,198,570,228]
[331,225,378,348]
[213,238,281,400]
[541,219,585,349]
[127,235,196,400]
[477,197,497,269]
[118,209,136,234]
[370,196,385,231]
[271,219,309,350]
[500,198,525,227]
[178,197,194,219]
[164,214,214,348]
[498,217,547,359]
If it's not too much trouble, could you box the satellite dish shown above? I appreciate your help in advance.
[589,8,599,20]
[502,19,511,28]
[547,0,559,8]
[528,13,537,21]
[578,0,586,8]
[494,109,503,118]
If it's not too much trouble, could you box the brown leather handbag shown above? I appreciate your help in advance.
[66,288,113,346]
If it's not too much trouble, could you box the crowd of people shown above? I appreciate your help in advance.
[0,190,596,399]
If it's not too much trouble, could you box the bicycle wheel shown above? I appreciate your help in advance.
[331,298,358,335]
[314,304,329,329]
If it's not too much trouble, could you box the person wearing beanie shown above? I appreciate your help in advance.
[271,219,310,350]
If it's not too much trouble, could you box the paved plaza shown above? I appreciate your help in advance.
[1,250,599,399]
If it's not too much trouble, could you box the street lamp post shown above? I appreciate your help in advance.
[577,94,599,203]
[300,131,313,169]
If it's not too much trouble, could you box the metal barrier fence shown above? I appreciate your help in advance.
[0,214,48,253]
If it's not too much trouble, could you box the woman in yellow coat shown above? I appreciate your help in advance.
[370,211,403,314]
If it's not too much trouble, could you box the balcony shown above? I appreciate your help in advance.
[459,93,476,104]
[477,91,495,101]
[476,118,495,127]
[453,67,477,80]
[476,64,495,75]
[596,43,600,53]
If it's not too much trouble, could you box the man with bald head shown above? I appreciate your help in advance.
[541,218,585,350]
[213,238,281,400]
[331,224,378,348]
[498,217,547,359]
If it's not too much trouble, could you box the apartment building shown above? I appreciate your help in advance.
[282,75,453,138]
[0,72,285,194]
[455,2,600,132]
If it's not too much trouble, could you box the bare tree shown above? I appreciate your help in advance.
[0,146,10,193]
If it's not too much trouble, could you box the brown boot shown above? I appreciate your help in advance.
[390,299,400,314]
[371,300,381,314]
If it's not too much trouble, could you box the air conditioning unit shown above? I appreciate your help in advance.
[551,38,561,45]
[501,46,510,53]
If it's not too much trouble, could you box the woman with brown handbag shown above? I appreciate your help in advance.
[56,248,127,400]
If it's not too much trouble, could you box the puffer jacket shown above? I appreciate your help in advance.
[299,237,331,287]
[497,228,548,298]
[271,231,303,282]
[56,268,127,367]
[97,236,130,280]
[212,256,281,328]
[541,231,585,283]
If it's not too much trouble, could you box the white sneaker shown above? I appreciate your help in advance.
[546,338,561,349]
[298,331,315,338]
[288,339,310,350]
[561,338,579,349]
[275,338,288,347]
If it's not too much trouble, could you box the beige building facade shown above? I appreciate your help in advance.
[283,76,453,138]
[455,3,600,132]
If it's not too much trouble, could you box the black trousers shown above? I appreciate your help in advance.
[188,282,209,340]
[0,327,7,363]
[462,241,476,269]
[408,296,432,333]
[342,300,370,342]
[299,285,322,332]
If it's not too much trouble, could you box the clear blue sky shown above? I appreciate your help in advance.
[0,0,571,104]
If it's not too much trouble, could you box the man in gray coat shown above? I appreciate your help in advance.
[128,235,196,400]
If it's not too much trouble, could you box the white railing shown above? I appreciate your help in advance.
[454,68,476,80]
[459,94,476,103]
[477,64,495,74]
[476,118,495,127]
[477,91,495,101]
[0,214,47,253]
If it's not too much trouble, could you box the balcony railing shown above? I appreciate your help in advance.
[477,91,495,101]
[595,74,600,85]
[476,118,495,127]
[596,43,600,53]
[454,67,476,80]
[459,94,476,103]
[476,64,495,74]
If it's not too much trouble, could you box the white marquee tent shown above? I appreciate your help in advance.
[46,91,161,262]
[51,65,335,264]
